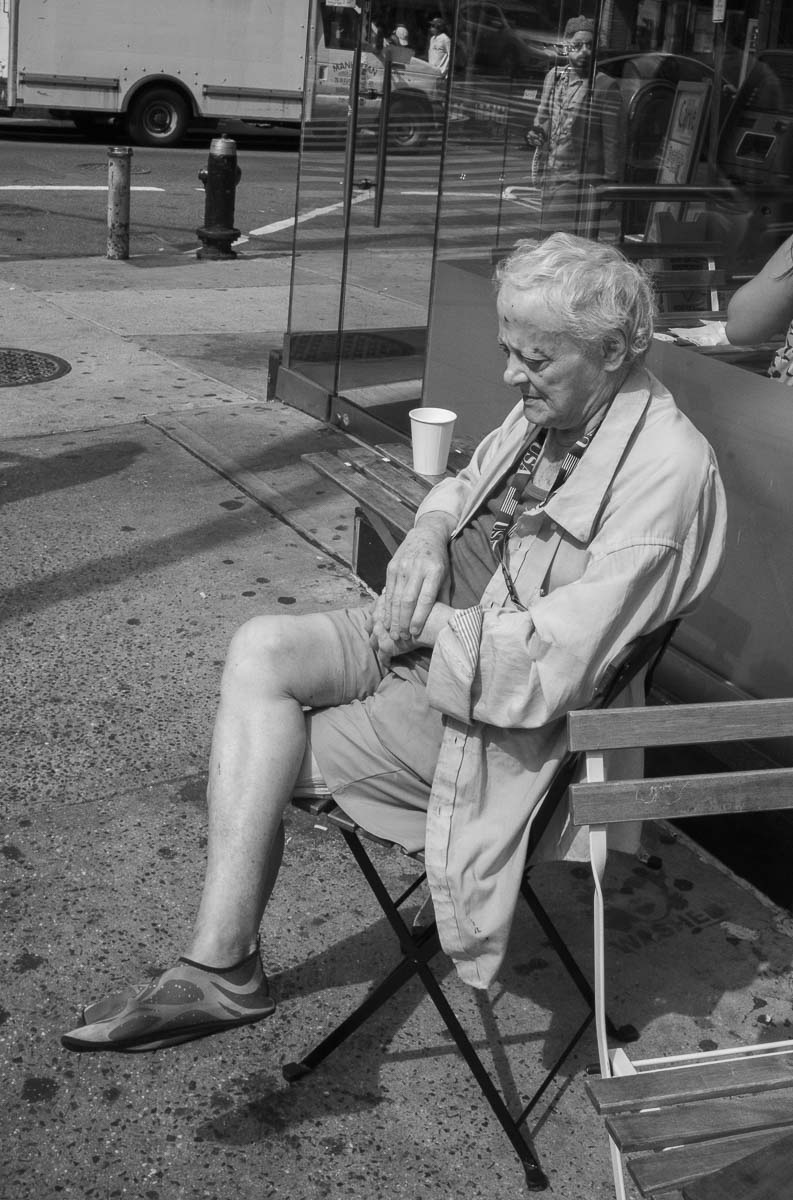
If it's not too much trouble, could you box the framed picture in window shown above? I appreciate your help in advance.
[645,80,712,240]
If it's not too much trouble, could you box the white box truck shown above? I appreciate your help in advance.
[0,0,444,149]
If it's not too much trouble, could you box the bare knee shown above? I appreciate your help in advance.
[223,615,298,695]
[221,613,344,707]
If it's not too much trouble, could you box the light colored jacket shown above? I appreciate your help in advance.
[416,367,727,988]
[534,63,625,184]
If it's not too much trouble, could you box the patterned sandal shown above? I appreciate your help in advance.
[61,945,274,1053]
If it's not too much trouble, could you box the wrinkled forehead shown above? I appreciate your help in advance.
[497,285,563,336]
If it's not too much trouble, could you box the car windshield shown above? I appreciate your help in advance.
[461,2,556,36]
[500,6,556,34]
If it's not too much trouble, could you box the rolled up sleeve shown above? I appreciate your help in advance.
[426,537,704,729]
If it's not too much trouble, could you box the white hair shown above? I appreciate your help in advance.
[494,233,655,363]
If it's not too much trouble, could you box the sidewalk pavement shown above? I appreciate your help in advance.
[3,248,793,1200]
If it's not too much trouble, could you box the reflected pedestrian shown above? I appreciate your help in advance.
[428,17,451,77]
[525,18,625,236]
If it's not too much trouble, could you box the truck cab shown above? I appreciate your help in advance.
[311,0,445,151]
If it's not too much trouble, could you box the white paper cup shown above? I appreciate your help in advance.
[409,407,457,476]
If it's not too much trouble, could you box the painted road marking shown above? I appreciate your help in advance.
[235,187,502,247]
[234,191,373,247]
[400,190,502,198]
[0,185,164,192]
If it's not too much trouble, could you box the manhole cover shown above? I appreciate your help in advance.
[0,348,72,387]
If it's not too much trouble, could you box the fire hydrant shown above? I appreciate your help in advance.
[196,136,241,260]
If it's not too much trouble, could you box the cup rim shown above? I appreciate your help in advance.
[409,406,456,424]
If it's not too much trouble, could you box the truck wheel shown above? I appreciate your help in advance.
[127,87,190,148]
[388,97,431,152]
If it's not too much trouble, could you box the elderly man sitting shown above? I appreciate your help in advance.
[63,234,726,1053]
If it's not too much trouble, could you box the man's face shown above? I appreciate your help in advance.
[566,32,593,76]
[496,285,624,432]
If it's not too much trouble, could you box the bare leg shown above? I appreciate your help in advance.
[187,610,357,967]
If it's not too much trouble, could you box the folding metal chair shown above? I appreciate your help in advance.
[283,620,679,1192]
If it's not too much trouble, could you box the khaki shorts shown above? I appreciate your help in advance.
[294,607,444,853]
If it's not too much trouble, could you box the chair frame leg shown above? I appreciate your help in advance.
[283,827,549,1191]
[520,876,635,1044]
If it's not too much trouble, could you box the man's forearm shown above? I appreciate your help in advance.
[413,509,456,544]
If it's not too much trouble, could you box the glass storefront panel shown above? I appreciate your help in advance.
[283,1,793,441]
[283,0,448,437]
[277,0,793,754]
[424,0,793,440]
[416,0,793,710]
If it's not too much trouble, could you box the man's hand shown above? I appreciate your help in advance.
[525,126,546,149]
[367,598,454,667]
[379,513,453,642]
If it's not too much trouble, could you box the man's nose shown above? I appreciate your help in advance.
[503,357,527,386]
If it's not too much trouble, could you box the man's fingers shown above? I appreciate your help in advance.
[408,577,442,636]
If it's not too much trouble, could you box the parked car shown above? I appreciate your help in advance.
[455,0,560,79]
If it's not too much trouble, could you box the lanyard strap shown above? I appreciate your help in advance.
[489,423,600,608]
[489,428,548,556]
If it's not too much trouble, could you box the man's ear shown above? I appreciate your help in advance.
[602,332,628,372]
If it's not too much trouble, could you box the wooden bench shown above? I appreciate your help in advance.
[586,1044,793,1200]
[568,698,793,1200]
[617,239,730,319]
[303,439,474,591]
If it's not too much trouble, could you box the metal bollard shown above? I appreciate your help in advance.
[107,146,133,260]
[196,136,241,260]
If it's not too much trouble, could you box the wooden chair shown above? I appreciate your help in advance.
[618,214,731,318]
[283,621,679,1192]
[569,699,793,1200]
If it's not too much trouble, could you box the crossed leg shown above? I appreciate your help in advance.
[189,609,357,967]
[62,609,373,1053]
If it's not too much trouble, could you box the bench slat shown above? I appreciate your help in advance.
[571,767,793,825]
[343,448,429,509]
[303,450,415,538]
[619,240,724,260]
[629,1127,793,1197]
[586,1050,793,1114]
[567,699,793,752]
[650,269,728,289]
[376,440,476,474]
[606,1088,793,1152]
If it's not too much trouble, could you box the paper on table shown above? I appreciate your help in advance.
[667,321,728,346]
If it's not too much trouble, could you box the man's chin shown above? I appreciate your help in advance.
[522,400,547,423]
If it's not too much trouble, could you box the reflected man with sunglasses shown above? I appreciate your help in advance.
[526,17,625,236]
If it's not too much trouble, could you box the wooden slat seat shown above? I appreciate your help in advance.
[569,698,793,1199]
[303,437,473,589]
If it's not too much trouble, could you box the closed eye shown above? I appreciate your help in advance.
[499,343,547,371]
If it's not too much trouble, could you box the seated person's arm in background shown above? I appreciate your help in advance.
[726,233,793,345]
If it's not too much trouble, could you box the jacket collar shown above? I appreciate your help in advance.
[535,365,653,542]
